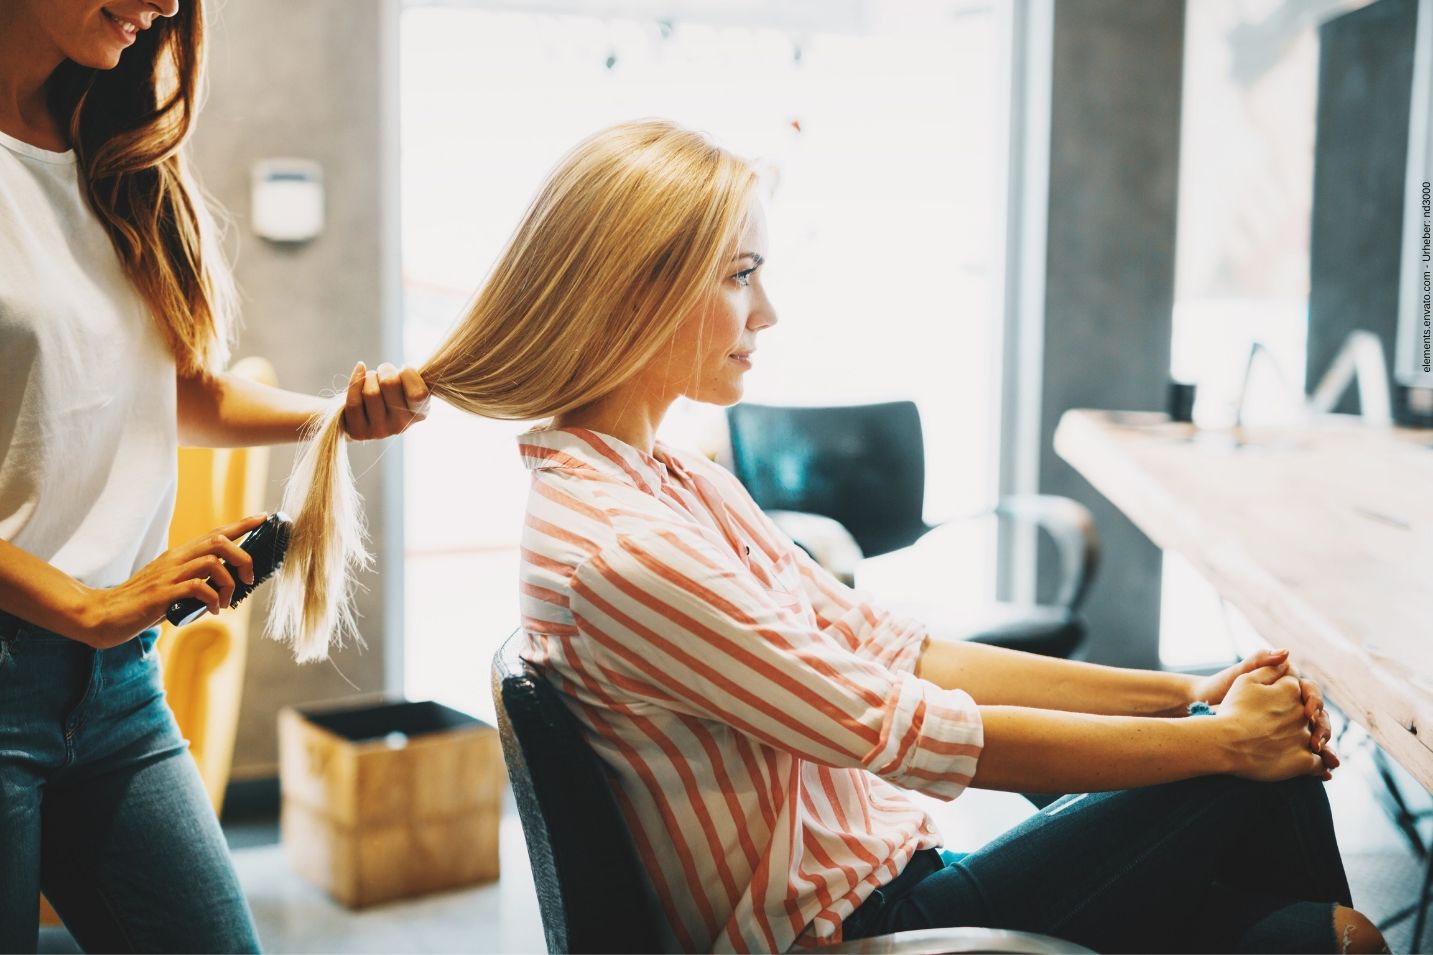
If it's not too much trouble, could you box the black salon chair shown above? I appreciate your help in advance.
[492,633,1094,954]
[725,401,1099,660]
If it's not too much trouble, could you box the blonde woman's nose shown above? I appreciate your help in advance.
[751,294,778,331]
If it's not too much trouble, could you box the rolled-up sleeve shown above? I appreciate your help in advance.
[568,525,983,800]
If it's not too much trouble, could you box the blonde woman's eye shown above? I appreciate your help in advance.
[732,268,756,287]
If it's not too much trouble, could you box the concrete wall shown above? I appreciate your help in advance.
[190,0,398,778]
[1036,0,1185,669]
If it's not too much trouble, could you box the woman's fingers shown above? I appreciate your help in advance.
[1289,694,1337,779]
[212,512,268,544]
[1271,675,1307,718]
[173,577,221,617]
[1233,648,1289,682]
[1311,704,1331,752]
[1291,726,1324,778]
[1298,676,1330,751]
[376,362,406,418]
[175,556,235,613]
[1237,663,1291,687]
[400,366,431,419]
[174,529,257,586]
[344,362,430,439]
[361,368,385,433]
[1193,649,1289,706]
[344,361,371,439]
[1313,740,1339,781]
[1247,648,1289,672]
[341,360,430,441]
[195,555,236,610]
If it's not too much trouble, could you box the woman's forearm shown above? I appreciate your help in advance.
[0,539,95,639]
[970,705,1233,793]
[915,637,1196,717]
[177,369,328,448]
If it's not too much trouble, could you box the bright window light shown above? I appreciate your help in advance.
[400,2,1004,719]
[1163,0,1365,669]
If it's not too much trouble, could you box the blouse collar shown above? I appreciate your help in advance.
[517,426,672,496]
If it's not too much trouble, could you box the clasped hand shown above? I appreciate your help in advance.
[1192,648,1340,781]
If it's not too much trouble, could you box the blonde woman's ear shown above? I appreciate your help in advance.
[341,360,431,440]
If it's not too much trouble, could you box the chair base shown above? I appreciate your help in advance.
[824,926,1095,954]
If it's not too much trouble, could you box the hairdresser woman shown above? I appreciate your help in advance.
[0,1,428,951]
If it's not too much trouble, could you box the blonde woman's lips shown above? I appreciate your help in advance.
[729,352,753,367]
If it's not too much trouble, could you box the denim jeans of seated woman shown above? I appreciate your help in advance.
[0,613,262,954]
[842,772,1354,954]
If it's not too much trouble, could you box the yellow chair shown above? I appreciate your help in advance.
[39,356,276,929]
[156,355,277,814]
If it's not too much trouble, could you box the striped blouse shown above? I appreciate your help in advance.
[517,426,984,953]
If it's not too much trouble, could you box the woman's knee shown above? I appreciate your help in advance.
[1211,771,1334,823]
[1272,771,1331,799]
[1332,906,1388,954]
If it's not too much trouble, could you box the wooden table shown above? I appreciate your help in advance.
[1053,409,1433,793]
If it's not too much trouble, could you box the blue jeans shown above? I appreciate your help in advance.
[0,614,262,953]
[843,773,1354,953]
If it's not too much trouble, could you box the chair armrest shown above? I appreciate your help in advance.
[994,494,1100,613]
[920,495,1098,613]
[824,927,1095,954]
[155,617,241,813]
[766,510,864,587]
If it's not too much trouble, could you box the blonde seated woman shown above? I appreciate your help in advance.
[273,120,1386,955]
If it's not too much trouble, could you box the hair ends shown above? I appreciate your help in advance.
[267,402,370,662]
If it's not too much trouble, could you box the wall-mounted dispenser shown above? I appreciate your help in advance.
[251,159,324,243]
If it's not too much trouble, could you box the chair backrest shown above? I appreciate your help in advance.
[158,355,277,814]
[727,401,930,558]
[492,632,664,954]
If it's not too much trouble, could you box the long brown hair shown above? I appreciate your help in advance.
[47,0,234,375]
[270,120,759,661]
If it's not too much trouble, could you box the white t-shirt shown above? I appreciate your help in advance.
[0,129,177,588]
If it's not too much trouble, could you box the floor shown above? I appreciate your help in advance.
[39,726,1430,954]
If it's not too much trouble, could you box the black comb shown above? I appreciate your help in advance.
[165,512,293,627]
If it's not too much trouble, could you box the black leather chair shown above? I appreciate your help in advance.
[491,635,663,954]
[492,633,1093,954]
[725,401,1099,660]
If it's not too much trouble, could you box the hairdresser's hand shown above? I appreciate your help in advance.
[77,514,267,649]
[1191,647,1292,707]
[1215,665,1327,782]
[342,361,430,440]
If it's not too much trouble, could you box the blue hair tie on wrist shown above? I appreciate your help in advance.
[1187,700,1215,717]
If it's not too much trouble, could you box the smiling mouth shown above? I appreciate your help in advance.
[102,8,143,37]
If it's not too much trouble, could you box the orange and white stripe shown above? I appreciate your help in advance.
[517,427,983,953]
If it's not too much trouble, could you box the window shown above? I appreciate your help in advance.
[400,1,1006,720]
[1163,0,1369,667]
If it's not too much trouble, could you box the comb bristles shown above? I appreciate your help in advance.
[227,518,294,609]
[250,520,292,584]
